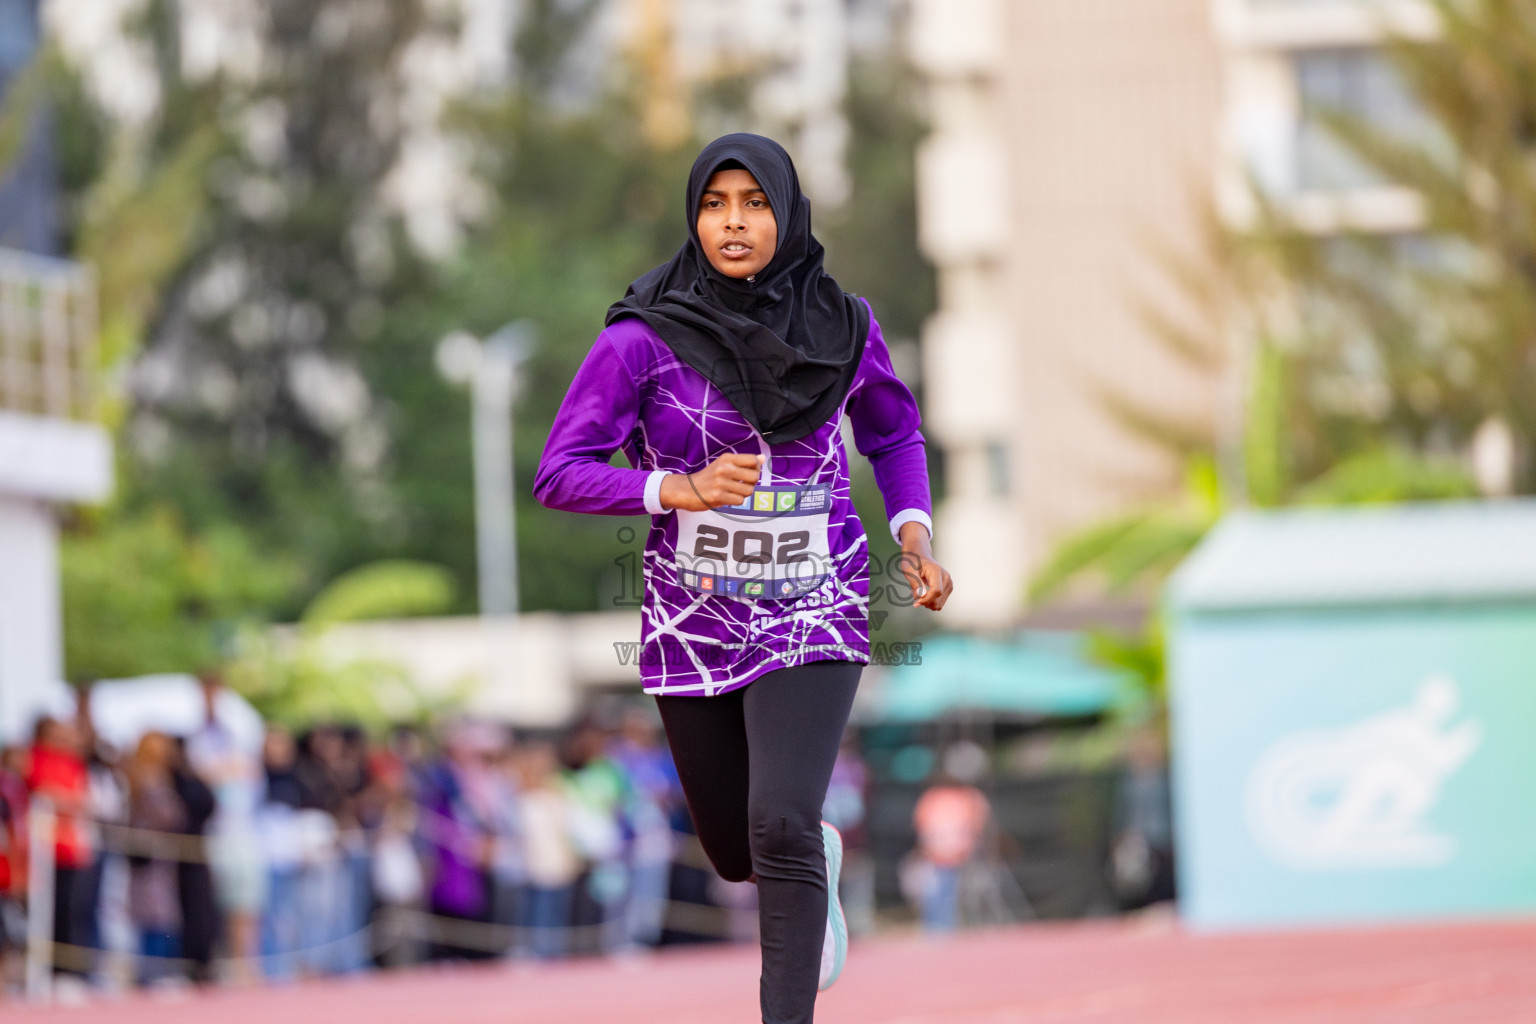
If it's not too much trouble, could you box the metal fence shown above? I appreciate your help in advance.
[0,248,98,421]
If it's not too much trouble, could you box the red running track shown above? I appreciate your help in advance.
[13,917,1536,1023]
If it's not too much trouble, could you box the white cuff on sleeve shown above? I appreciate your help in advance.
[643,470,669,515]
[889,508,933,545]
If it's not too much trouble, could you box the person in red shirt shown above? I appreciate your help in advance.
[25,717,97,977]
[910,743,991,932]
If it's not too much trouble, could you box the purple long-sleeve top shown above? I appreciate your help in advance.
[534,300,932,696]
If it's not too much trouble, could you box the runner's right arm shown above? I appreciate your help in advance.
[535,328,764,516]
[533,331,658,517]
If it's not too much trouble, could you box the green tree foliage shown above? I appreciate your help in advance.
[1029,457,1226,606]
[1085,613,1168,707]
[301,560,456,627]
[369,90,695,615]
[225,558,465,730]
[9,5,458,679]
[60,510,299,681]
[120,0,444,614]
[224,637,432,730]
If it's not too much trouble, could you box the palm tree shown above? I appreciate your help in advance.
[1028,0,1536,610]
[1029,229,1476,610]
[1249,0,1536,491]
[1025,0,1536,694]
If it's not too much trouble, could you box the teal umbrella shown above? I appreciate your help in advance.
[869,631,1132,722]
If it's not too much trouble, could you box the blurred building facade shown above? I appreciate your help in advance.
[909,0,1222,626]
[1211,0,1436,232]
[909,0,1434,627]
[0,0,111,741]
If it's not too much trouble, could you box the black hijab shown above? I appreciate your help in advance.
[605,134,869,445]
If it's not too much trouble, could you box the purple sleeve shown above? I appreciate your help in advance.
[846,309,934,539]
[532,331,653,516]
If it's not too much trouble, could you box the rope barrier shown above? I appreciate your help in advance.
[17,801,760,1002]
[33,802,714,872]
[42,916,380,976]
[37,898,755,974]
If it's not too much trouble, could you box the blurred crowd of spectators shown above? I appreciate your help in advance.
[0,680,878,998]
[0,677,1175,1001]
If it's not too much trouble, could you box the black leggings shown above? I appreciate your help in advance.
[655,659,862,1024]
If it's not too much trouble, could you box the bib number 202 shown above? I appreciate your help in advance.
[692,526,811,568]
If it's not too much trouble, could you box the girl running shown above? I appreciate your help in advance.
[534,133,952,1023]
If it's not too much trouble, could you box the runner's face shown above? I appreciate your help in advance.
[697,168,777,279]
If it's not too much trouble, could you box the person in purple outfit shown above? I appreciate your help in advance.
[419,721,501,961]
[536,133,952,1024]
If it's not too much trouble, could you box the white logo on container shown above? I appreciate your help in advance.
[1245,676,1481,869]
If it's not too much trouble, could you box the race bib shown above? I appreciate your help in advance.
[674,483,833,600]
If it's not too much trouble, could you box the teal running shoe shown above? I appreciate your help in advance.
[819,821,848,991]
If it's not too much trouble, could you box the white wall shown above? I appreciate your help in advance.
[0,496,63,744]
[0,413,112,743]
[0,413,113,504]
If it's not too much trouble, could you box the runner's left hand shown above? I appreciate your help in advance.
[896,521,952,611]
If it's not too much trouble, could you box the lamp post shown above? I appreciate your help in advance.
[436,322,534,616]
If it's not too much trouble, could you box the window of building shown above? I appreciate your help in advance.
[1294,47,1436,192]
[985,440,1009,499]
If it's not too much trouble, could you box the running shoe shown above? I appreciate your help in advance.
[819,820,848,991]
